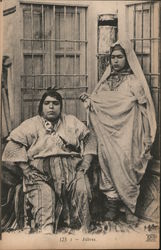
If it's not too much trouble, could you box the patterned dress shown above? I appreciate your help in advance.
[2,114,97,233]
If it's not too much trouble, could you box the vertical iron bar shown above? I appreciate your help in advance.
[149,2,152,89]
[85,8,88,122]
[74,6,77,117]
[134,5,136,51]
[52,5,56,87]
[64,6,67,78]
[64,6,66,113]
[42,4,45,89]
[141,3,144,68]
[21,6,25,121]
[49,6,52,87]
[85,9,87,91]
[31,4,34,116]
[159,1,161,157]
[31,4,34,78]
[74,7,77,77]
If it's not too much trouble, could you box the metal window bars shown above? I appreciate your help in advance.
[127,1,160,88]
[21,3,88,120]
[127,1,160,160]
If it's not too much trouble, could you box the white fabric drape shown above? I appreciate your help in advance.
[92,39,156,142]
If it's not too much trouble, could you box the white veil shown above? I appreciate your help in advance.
[92,39,156,142]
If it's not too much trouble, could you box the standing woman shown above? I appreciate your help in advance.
[80,40,156,223]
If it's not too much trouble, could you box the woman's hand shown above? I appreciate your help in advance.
[79,92,93,110]
[23,166,31,180]
[19,162,31,179]
[76,154,93,178]
[144,137,152,154]
[145,144,151,153]
[19,163,48,182]
[140,137,152,160]
[79,92,89,102]
[22,166,38,181]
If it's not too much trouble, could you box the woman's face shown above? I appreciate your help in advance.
[111,50,126,72]
[42,96,61,122]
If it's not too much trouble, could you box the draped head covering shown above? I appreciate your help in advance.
[93,39,156,142]
[85,39,157,212]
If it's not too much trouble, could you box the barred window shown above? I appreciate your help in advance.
[21,3,87,121]
[126,1,160,160]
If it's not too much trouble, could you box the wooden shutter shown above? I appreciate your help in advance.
[126,1,160,223]
[21,3,87,122]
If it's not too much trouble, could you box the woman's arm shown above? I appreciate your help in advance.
[19,162,31,179]
[79,92,89,102]
[131,79,153,153]
[77,128,97,174]
[140,104,152,153]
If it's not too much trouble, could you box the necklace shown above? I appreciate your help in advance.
[42,117,61,134]
[107,73,129,91]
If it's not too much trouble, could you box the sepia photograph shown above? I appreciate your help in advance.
[0,0,160,249]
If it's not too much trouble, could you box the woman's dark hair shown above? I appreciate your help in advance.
[109,44,131,72]
[110,44,126,57]
[38,89,63,116]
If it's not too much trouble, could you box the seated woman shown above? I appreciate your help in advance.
[2,89,97,234]
[80,39,156,224]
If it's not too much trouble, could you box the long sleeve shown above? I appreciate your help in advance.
[65,115,97,156]
[8,117,38,147]
[2,141,28,162]
[2,116,38,163]
[83,127,97,156]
